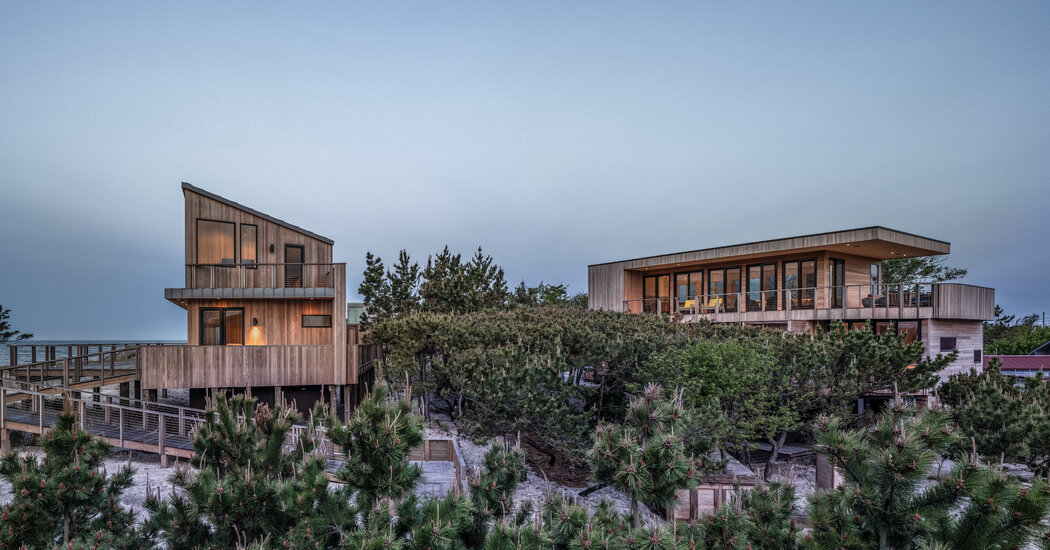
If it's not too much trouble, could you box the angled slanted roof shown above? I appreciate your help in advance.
[182,182,334,245]
[1030,339,1050,355]
[589,226,950,269]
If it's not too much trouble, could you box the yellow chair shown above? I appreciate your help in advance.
[701,297,723,313]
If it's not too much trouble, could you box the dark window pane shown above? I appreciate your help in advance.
[303,314,332,328]
[940,337,957,351]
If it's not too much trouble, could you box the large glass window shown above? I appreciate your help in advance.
[870,263,880,296]
[643,274,671,314]
[747,263,777,312]
[240,224,257,267]
[783,259,816,309]
[706,267,741,312]
[196,219,236,265]
[199,307,245,345]
[675,271,702,311]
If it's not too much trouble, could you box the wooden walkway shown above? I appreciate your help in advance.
[0,345,463,494]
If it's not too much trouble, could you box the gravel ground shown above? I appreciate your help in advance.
[0,447,183,520]
[423,418,666,525]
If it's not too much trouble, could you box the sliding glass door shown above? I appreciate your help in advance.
[706,267,741,312]
[643,274,671,314]
[747,263,777,312]
[783,259,817,309]
[675,271,702,311]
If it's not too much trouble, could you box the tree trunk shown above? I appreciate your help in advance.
[631,498,640,528]
[763,431,788,482]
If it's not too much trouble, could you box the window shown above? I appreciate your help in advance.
[303,314,332,328]
[974,350,982,363]
[870,263,880,295]
[642,274,671,314]
[196,219,236,265]
[200,307,245,345]
[675,271,702,310]
[240,224,257,267]
[940,337,957,352]
[830,258,846,308]
[747,263,777,312]
[707,267,741,312]
[783,259,816,309]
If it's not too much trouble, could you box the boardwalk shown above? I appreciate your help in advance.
[0,344,465,494]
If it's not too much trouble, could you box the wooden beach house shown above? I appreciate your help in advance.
[587,227,995,383]
[140,183,366,411]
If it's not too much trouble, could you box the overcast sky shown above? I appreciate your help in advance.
[1,2,1048,340]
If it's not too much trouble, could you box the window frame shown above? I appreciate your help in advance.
[195,218,237,267]
[199,307,246,345]
[940,336,957,352]
[302,314,333,328]
[782,257,817,310]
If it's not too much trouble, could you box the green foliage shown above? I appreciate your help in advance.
[881,256,967,285]
[0,304,32,344]
[984,304,1050,355]
[805,404,1050,550]
[358,251,391,328]
[940,362,1050,475]
[0,403,147,549]
[591,384,700,525]
[326,381,424,508]
[740,482,799,550]
[143,392,341,549]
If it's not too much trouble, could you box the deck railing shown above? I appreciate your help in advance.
[623,281,991,320]
[0,345,150,387]
[184,262,344,290]
[4,342,170,368]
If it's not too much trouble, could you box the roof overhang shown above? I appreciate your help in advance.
[590,226,950,271]
[164,287,335,308]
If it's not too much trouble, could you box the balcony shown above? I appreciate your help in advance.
[165,263,345,303]
[139,344,341,389]
[624,282,994,323]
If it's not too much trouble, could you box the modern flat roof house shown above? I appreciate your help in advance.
[588,227,995,382]
[139,183,372,413]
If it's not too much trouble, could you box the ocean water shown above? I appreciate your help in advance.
[1,340,186,367]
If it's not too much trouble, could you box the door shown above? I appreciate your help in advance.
[642,274,671,314]
[747,263,777,312]
[285,244,304,288]
[831,258,845,308]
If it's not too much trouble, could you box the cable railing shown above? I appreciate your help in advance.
[624,282,937,318]
[184,262,344,289]
[0,345,145,388]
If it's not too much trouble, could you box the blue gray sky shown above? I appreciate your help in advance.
[1,2,1048,339]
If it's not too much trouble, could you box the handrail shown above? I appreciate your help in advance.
[624,281,943,316]
[184,262,344,289]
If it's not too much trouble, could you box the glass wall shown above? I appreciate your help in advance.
[830,258,845,308]
[706,267,741,312]
[643,274,671,313]
[675,271,702,310]
[747,263,777,311]
[783,259,816,309]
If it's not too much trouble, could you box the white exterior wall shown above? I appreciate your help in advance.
[923,319,984,382]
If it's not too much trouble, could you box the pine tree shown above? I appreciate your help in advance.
[804,403,1050,550]
[359,251,392,328]
[325,381,424,510]
[389,250,421,316]
[591,384,700,526]
[143,392,341,549]
[0,304,32,344]
[0,402,147,549]
[739,482,799,550]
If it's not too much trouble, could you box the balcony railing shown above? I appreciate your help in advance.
[623,282,993,321]
[184,262,344,289]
